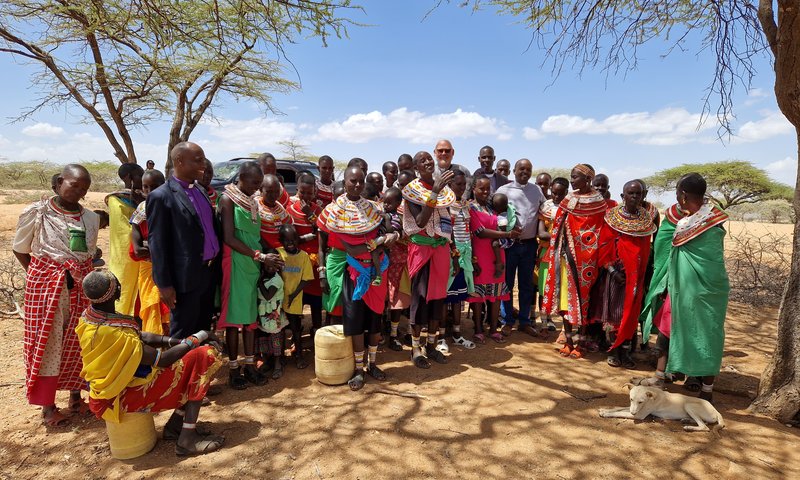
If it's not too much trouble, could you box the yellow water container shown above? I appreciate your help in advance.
[105,412,158,459]
[314,325,355,385]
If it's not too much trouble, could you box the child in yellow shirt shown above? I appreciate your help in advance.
[278,224,314,369]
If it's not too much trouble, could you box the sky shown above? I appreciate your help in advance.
[0,1,797,191]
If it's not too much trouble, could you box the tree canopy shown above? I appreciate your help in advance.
[645,161,793,209]
[0,0,360,167]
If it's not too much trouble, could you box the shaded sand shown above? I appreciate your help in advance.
[0,192,797,479]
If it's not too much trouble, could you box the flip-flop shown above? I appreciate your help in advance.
[607,355,622,367]
[569,347,584,359]
[175,434,224,457]
[472,333,486,345]
[490,332,506,344]
[42,408,71,428]
[559,345,573,357]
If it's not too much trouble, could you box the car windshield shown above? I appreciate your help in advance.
[212,161,320,183]
[213,161,241,182]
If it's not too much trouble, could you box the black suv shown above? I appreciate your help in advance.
[210,157,320,195]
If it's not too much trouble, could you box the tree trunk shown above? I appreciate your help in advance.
[750,127,800,422]
[750,0,800,424]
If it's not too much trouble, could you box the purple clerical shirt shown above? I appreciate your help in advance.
[175,177,219,261]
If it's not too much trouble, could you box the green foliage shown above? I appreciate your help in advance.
[728,199,796,224]
[645,161,793,209]
[0,160,121,191]
[0,0,361,164]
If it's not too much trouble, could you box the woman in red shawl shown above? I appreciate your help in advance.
[288,174,323,336]
[596,180,656,368]
[542,164,607,359]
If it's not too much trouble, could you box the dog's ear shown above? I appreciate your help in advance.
[622,383,634,391]
[645,391,654,398]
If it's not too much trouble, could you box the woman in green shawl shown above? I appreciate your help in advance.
[637,173,729,402]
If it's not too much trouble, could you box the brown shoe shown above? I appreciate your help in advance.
[500,325,513,337]
[519,325,539,337]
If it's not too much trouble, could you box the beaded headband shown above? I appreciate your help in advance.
[89,270,119,304]
[573,163,595,179]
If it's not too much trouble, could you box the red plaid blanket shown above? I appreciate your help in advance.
[23,255,92,400]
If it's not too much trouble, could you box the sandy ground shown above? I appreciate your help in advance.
[0,193,797,480]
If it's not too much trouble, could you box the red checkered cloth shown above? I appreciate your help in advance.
[23,255,93,400]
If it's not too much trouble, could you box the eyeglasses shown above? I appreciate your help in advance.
[436,148,452,154]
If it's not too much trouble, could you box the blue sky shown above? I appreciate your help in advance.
[0,1,796,190]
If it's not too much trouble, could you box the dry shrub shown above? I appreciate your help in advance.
[725,231,790,307]
[0,255,25,316]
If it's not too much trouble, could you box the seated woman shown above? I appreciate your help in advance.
[76,270,224,456]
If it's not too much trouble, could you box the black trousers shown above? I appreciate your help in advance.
[169,262,217,338]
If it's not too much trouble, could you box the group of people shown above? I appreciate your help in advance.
[13,138,730,456]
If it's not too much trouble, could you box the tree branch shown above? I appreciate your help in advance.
[757,0,778,56]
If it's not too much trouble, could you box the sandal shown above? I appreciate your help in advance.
[546,320,557,331]
[68,397,91,416]
[500,325,513,337]
[348,372,365,391]
[583,341,600,353]
[243,365,268,386]
[175,434,225,457]
[684,376,702,392]
[607,355,622,367]
[42,408,71,428]
[295,354,309,370]
[569,347,584,359]
[388,336,404,351]
[164,422,213,441]
[228,368,247,390]
[411,353,431,369]
[559,345,573,357]
[489,332,506,344]
[271,366,284,380]
[452,336,476,350]
[366,363,386,381]
[435,338,450,354]
[425,344,448,364]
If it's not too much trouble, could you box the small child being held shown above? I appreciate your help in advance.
[257,248,289,379]
[490,193,519,264]
[278,224,315,369]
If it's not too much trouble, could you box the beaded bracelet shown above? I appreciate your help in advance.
[366,239,378,252]
[152,348,162,367]
[450,249,461,258]
[253,250,262,261]
[183,336,200,349]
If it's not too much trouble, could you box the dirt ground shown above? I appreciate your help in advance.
[0,192,797,480]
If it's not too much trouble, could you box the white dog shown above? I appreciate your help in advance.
[599,384,725,432]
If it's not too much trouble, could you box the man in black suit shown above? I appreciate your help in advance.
[472,145,509,193]
[146,142,221,337]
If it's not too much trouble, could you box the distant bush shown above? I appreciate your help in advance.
[0,160,122,192]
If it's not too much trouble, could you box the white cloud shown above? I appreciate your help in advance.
[22,122,64,137]
[735,110,793,143]
[205,118,301,149]
[1,130,165,164]
[744,87,769,106]
[766,156,797,185]
[313,108,512,144]
[530,108,715,145]
[522,127,543,141]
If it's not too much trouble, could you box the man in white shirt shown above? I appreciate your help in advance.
[496,159,545,337]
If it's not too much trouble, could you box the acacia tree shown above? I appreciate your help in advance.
[646,161,793,209]
[460,0,800,422]
[0,0,359,170]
